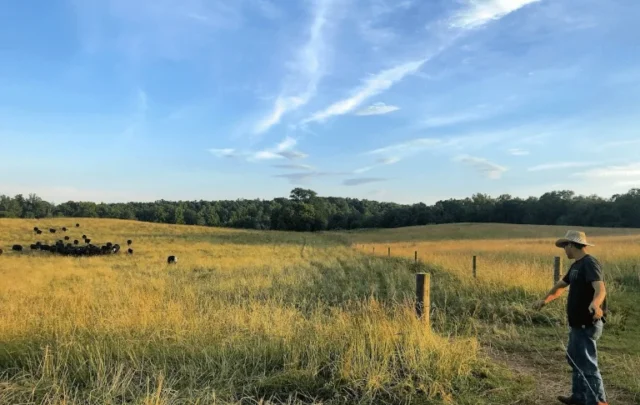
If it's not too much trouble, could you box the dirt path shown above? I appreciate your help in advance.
[483,343,635,405]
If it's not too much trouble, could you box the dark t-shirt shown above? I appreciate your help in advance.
[561,254,607,327]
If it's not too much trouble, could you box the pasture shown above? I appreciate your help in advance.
[1,219,639,404]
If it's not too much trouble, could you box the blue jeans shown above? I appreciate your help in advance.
[566,320,607,405]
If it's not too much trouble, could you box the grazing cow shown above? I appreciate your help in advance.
[82,235,87,239]
[64,236,70,241]
[30,244,38,250]
[106,242,113,248]
[112,244,121,254]
[12,245,23,251]
[127,248,133,255]
[49,228,56,233]
[76,223,80,227]
[167,255,177,264]
[127,239,132,246]
[85,239,91,244]
[62,227,67,232]
[74,240,79,245]
[36,230,42,235]
[36,242,42,247]
[33,227,39,232]
[41,245,50,252]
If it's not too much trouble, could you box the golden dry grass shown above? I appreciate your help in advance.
[359,233,640,293]
[0,219,489,405]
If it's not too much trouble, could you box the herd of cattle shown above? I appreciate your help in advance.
[0,222,178,264]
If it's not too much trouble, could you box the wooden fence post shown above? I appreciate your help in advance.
[554,256,561,284]
[414,251,418,263]
[473,255,477,279]
[388,246,390,257]
[373,247,375,254]
[415,273,431,325]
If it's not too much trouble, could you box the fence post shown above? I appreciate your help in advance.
[473,255,477,279]
[414,251,418,263]
[388,246,390,257]
[554,256,561,284]
[373,246,375,254]
[416,273,431,326]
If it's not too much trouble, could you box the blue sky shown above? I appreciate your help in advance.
[1,0,640,204]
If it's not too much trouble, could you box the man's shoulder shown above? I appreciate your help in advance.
[583,254,601,265]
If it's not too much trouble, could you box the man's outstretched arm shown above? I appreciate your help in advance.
[533,279,569,310]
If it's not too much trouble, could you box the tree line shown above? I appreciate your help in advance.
[2,188,640,231]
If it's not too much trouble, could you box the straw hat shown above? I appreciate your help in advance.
[555,230,594,247]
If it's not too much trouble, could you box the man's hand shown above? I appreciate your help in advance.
[532,299,546,311]
[589,302,604,320]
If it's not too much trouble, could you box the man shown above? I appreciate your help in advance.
[532,230,608,405]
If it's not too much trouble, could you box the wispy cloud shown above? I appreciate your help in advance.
[272,163,315,170]
[449,0,541,30]
[454,155,507,179]
[365,138,444,156]
[355,102,400,116]
[208,148,237,158]
[249,136,306,161]
[302,0,538,127]
[601,139,640,148]
[353,156,400,174]
[416,104,503,129]
[508,148,529,156]
[343,177,387,186]
[209,136,308,162]
[572,163,640,180]
[274,170,347,185]
[253,0,337,134]
[527,162,594,172]
[303,58,427,124]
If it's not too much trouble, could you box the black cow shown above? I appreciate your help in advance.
[76,223,80,227]
[36,242,42,247]
[12,245,23,251]
[33,227,39,232]
[85,239,91,244]
[127,248,133,255]
[127,239,133,246]
[41,245,51,252]
[82,235,87,239]
[64,236,70,241]
[30,244,38,250]
[106,242,113,248]
[74,240,79,245]
[167,255,177,264]
[49,228,56,233]
[36,230,42,235]
[112,244,121,254]
[62,227,67,232]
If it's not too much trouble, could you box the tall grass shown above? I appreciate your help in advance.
[0,219,494,405]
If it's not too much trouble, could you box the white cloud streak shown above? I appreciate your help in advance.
[454,155,507,179]
[573,163,640,180]
[355,102,400,116]
[300,0,538,127]
[253,0,336,134]
[209,136,308,162]
[508,148,529,156]
[527,162,594,172]
[304,58,426,124]
[343,177,387,186]
[449,0,541,30]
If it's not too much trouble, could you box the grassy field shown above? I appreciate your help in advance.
[1,220,639,404]
[344,223,640,404]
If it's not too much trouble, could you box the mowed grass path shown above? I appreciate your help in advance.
[0,219,524,405]
[343,223,640,404]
